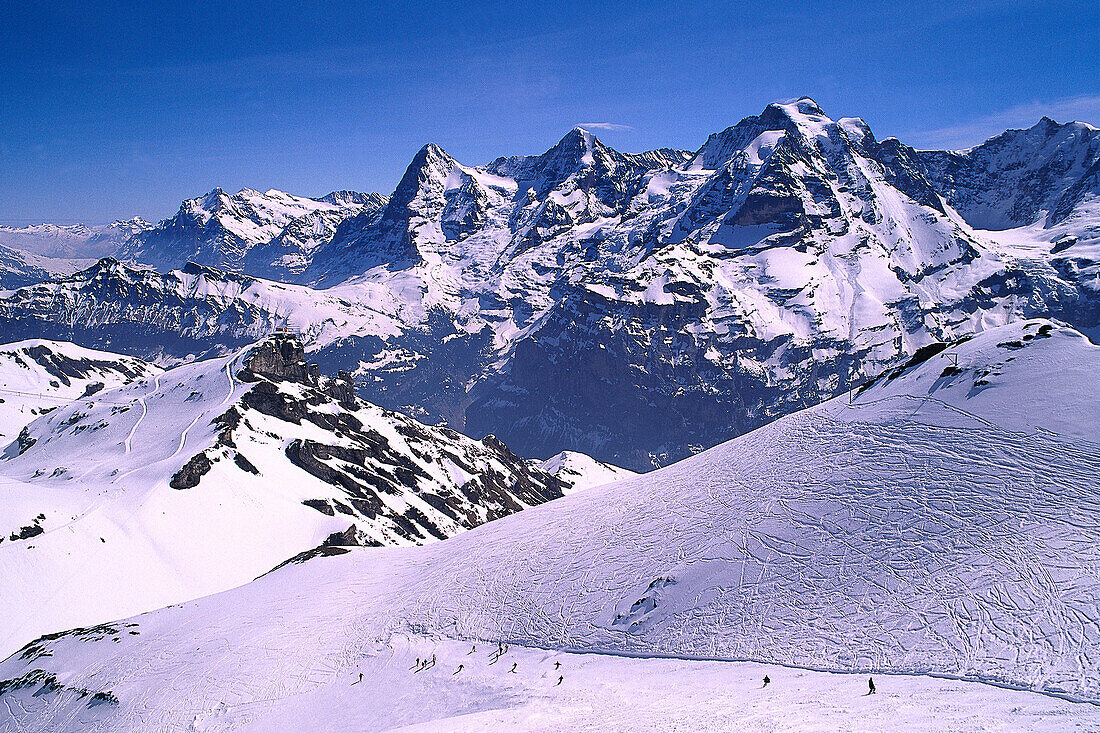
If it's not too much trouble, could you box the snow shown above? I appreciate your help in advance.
[1,319,1098,732]
[538,450,636,493]
[87,636,1096,732]
[0,339,159,443]
[0,334,611,660]
[743,129,785,165]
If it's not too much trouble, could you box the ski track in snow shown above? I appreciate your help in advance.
[173,355,237,461]
[122,373,159,456]
[7,400,1100,731]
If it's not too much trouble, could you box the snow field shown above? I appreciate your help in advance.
[1,319,1098,733]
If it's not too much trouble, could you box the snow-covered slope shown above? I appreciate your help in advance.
[2,100,1098,470]
[538,450,636,492]
[122,188,386,279]
[0,340,158,443]
[0,334,582,659]
[2,319,1096,732]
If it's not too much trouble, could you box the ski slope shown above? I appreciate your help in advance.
[1,318,1097,731]
[0,337,599,660]
[0,339,158,443]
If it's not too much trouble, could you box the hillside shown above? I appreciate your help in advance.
[0,339,158,443]
[2,319,1096,731]
[0,334,608,660]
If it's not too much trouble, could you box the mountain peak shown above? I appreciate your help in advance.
[198,187,230,210]
[771,96,827,117]
[759,97,833,133]
[691,97,839,168]
[547,126,599,164]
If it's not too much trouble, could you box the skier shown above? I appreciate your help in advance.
[868,677,876,695]
[763,675,770,688]
[509,662,518,674]
[468,644,476,655]
[352,672,363,685]
[453,664,464,675]
[554,661,561,670]
[556,675,564,686]
[410,657,421,671]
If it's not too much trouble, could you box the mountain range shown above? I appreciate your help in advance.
[1,97,1098,473]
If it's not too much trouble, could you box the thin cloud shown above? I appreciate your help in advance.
[576,122,634,132]
[904,95,1100,151]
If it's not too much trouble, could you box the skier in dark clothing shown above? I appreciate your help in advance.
[868,677,876,694]
[352,672,363,685]
[556,675,564,686]
[453,664,464,675]
[509,662,518,673]
[554,661,561,670]
[763,675,770,688]
[468,644,476,655]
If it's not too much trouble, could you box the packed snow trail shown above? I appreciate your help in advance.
[122,373,159,455]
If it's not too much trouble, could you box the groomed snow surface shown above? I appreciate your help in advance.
[2,319,1099,731]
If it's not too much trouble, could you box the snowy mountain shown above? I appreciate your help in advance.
[916,118,1100,328]
[0,219,151,260]
[2,318,1096,731]
[0,258,412,364]
[2,99,1098,470]
[121,187,386,280]
[917,117,1100,231]
[0,333,604,659]
[0,243,97,289]
[537,450,636,493]
[0,220,149,287]
[0,339,158,444]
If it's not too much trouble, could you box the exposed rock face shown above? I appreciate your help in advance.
[168,333,569,543]
[168,453,212,490]
[241,334,311,384]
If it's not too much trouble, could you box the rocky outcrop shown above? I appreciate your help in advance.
[241,335,311,383]
[169,452,212,490]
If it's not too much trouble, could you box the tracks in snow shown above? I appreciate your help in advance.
[168,357,236,461]
[123,374,160,455]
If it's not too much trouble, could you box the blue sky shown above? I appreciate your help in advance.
[1,0,1097,224]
